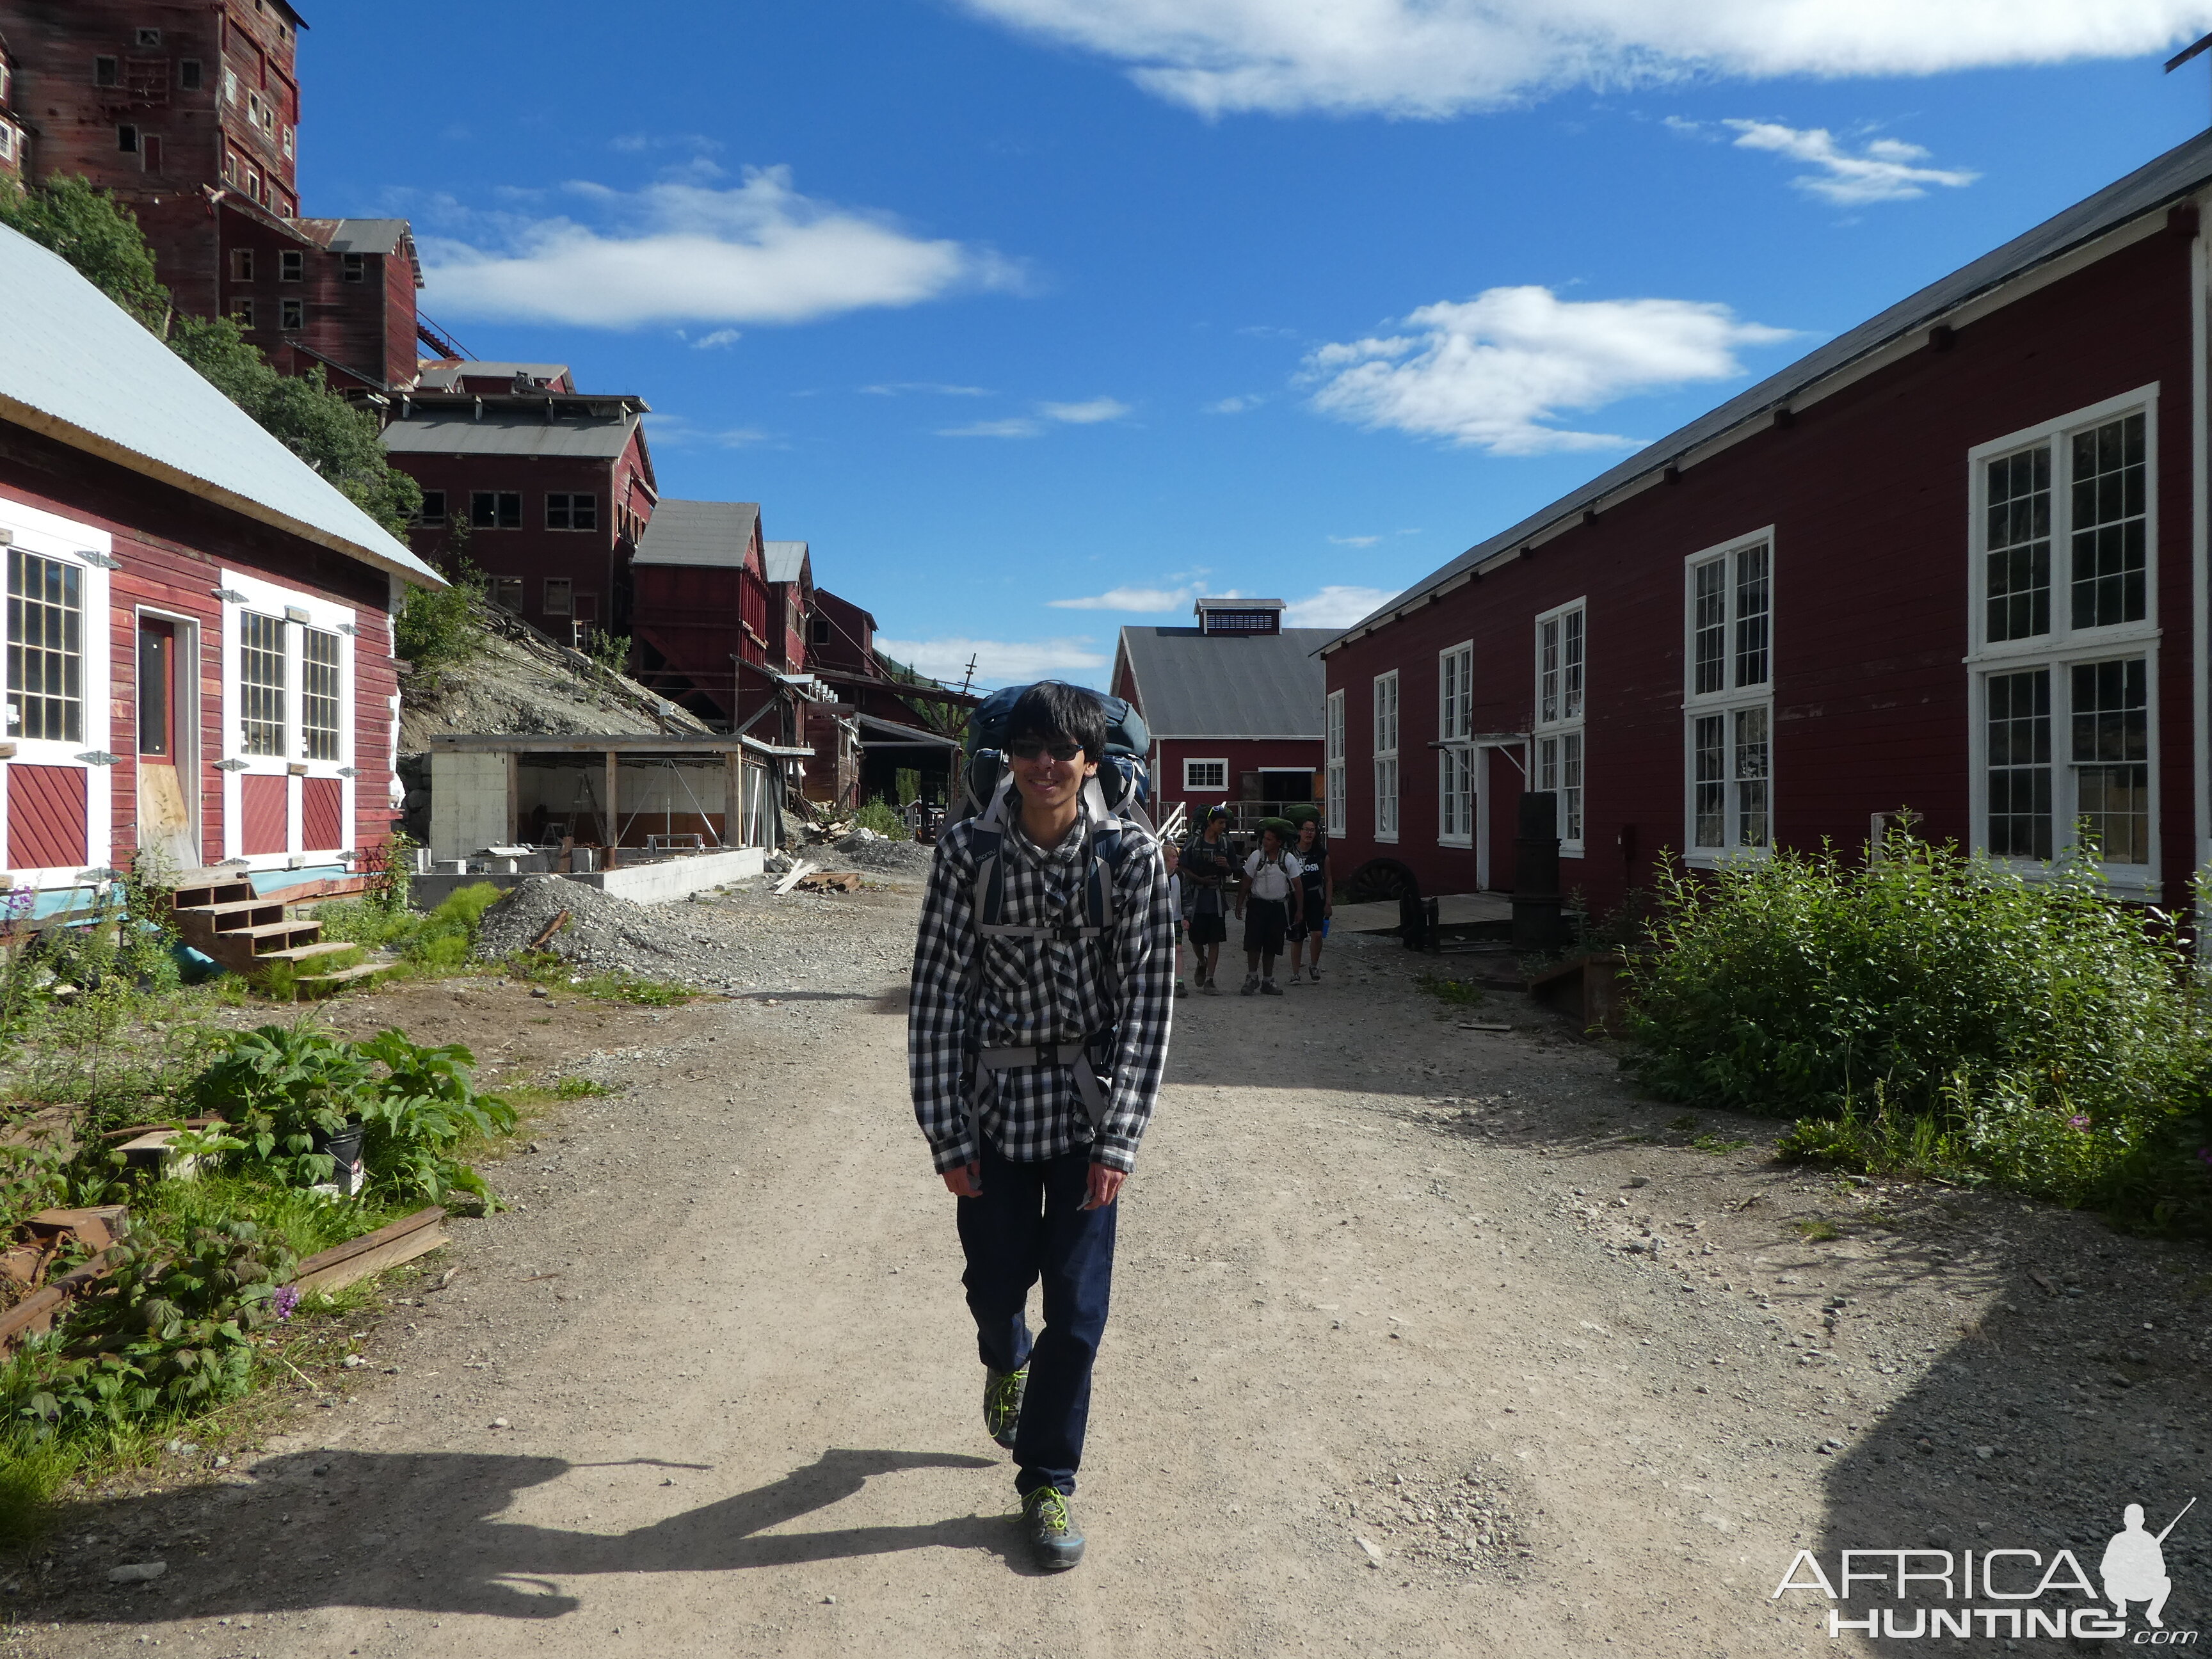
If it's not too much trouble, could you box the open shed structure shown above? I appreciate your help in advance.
[426,732,807,874]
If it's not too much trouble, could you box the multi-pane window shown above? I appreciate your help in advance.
[543,579,573,617]
[6,550,83,743]
[470,491,521,529]
[1373,671,1399,841]
[239,613,286,756]
[416,491,447,527]
[1438,643,1473,845]
[301,629,342,761]
[490,577,523,611]
[1534,602,1586,850]
[1325,689,1347,837]
[1971,397,2156,877]
[280,298,303,330]
[546,493,598,532]
[229,298,255,329]
[279,250,303,282]
[1183,758,1227,791]
[1684,540,1773,858]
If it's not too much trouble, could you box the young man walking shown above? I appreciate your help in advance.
[1235,821,1302,996]
[1285,816,1332,983]
[1180,805,1234,993]
[908,682,1176,1571]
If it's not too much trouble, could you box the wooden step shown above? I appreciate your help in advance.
[294,962,395,995]
[179,899,287,931]
[256,940,362,965]
[170,880,257,909]
[221,920,325,956]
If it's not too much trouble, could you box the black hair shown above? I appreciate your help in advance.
[1007,681,1108,759]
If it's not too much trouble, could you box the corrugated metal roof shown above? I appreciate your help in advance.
[1333,126,2212,645]
[381,408,641,460]
[762,540,809,584]
[0,224,438,586]
[634,499,762,567]
[1117,626,1334,739]
[298,218,408,255]
[415,360,570,390]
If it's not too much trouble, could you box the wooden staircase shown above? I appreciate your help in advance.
[166,869,389,997]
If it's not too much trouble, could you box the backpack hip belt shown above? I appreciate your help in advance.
[972,1035,1114,1125]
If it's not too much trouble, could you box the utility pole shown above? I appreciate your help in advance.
[2166,31,2212,124]
[958,653,979,697]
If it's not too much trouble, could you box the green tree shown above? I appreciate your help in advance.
[3,176,422,540]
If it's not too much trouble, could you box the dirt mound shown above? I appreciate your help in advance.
[830,830,934,876]
[475,876,737,986]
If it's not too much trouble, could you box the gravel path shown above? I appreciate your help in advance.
[15,895,2211,1655]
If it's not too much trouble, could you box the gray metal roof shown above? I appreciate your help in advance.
[415,360,570,390]
[381,407,641,460]
[634,500,762,567]
[762,540,809,584]
[1116,626,1335,740]
[0,224,438,586]
[1333,125,2212,645]
[307,218,408,255]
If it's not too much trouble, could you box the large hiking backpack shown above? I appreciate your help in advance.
[952,684,1151,828]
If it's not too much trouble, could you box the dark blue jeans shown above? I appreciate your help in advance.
[956,1139,1117,1497]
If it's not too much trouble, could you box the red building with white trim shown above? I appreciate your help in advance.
[1322,133,2212,916]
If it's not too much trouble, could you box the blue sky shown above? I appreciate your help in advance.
[300,2,2212,685]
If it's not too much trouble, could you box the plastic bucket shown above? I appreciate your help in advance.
[313,1121,367,1197]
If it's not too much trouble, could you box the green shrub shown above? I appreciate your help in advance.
[394,566,488,681]
[353,1030,516,1204]
[402,882,503,968]
[1626,832,2212,1230]
[853,796,909,840]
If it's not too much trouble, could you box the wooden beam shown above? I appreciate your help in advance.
[292,1206,449,1294]
[604,750,619,870]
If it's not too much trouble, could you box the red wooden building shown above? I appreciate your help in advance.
[382,385,656,646]
[1114,598,1332,833]
[627,499,774,727]
[1322,132,2212,917]
[0,0,426,394]
[0,221,437,895]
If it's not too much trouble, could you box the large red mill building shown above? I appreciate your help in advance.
[0,0,426,392]
[1324,131,2212,919]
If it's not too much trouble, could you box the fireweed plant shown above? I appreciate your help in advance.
[1624,829,2212,1235]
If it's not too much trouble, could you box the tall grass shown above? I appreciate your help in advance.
[1624,833,2212,1233]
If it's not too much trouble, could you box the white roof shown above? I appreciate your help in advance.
[0,225,440,588]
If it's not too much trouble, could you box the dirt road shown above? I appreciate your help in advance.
[15,876,2211,1656]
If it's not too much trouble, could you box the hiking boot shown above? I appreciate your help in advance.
[1021,1486,1086,1570]
[982,1364,1028,1451]
[1174,981,1190,1000]
[1240,974,1260,996]
[1261,978,1283,995]
[1308,965,1323,982]
[1203,977,1221,996]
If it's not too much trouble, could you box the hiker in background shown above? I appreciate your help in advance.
[1285,815,1332,984]
[1181,805,1234,993]
[1163,840,1189,1000]
[1236,821,1302,997]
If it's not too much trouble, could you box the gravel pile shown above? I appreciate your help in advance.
[828,830,935,876]
[1324,1461,1533,1583]
[470,870,921,994]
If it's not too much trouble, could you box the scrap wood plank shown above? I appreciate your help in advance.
[772,860,817,895]
[291,1206,449,1294]
[527,910,572,951]
[0,1247,124,1352]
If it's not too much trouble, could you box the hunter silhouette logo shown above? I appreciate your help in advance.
[1773,1496,2197,1641]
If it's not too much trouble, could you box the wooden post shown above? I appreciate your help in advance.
[725,750,743,848]
[603,750,619,870]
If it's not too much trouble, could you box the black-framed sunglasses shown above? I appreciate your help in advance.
[1008,738,1084,762]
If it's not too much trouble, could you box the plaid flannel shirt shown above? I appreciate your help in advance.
[908,799,1174,1174]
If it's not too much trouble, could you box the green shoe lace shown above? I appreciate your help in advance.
[1025,1487,1071,1535]
[984,1366,1027,1443]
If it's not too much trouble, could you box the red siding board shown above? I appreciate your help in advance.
[240,775,287,856]
[7,765,88,872]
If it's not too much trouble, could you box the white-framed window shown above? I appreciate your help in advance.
[1682,534,1773,863]
[0,496,116,877]
[1182,757,1228,792]
[1968,388,2158,885]
[279,250,302,282]
[1372,671,1399,842]
[1532,601,1585,853]
[1438,641,1473,847]
[1325,689,1347,836]
[218,568,355,862]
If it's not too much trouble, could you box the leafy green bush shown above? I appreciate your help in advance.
[853,796,909,840]
[353,1030,516,1203]
[394,566,488,682]
[403,883,503,969]
[1626,833,2212,1230]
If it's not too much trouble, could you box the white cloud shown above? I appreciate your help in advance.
[937,397,1132,438]
[954,1,2212,116]
[1328,534,1382,547]
[1038,397,1133,424]
[939,417,1046,438]
[691,328,744,349]
[874,634,1111,684]
[1205,394,1266,413]
[1302,284,1794,455]
[1048,585,1198,611]
[1724,120,1978,204]
[862,381,993,396]
[421,166,1018,328]
[1283,586,1402,627]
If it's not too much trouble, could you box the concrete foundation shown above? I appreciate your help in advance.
[408,846,766,911]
